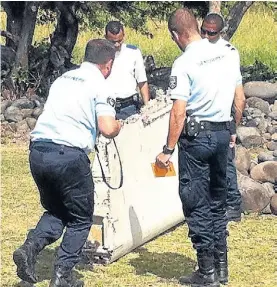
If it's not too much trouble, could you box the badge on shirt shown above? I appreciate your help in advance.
[169,76,177,89]
[107,97,116,108]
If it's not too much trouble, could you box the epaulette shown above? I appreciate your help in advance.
[126,44,137,50]
[225,43,237,51]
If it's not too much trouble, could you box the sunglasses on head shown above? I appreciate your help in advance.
[200,28,219,36]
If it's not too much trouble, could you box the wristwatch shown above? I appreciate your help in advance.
[163,145,175,155]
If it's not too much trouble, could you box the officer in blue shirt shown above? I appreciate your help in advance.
[13,39,122,287]
[155,8,245,287]
[201,12,246,223]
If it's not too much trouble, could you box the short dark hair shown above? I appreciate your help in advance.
[84,39,116,64]
[168,8,198,35]
[105,21,124,35]
[203,13,225,31]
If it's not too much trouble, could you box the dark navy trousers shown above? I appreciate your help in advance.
[226,146,242,209]
[178,130,230,251]
[29,141,94,269]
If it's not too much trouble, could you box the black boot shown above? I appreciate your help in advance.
[214,247,228,284]
[226,206,241,222]
[13,238,41,283]
[179,250,220,287]
[49,266,84,287]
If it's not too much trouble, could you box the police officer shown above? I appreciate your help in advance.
[201,12,246,222]
[155,8,245,286]
[104,21,150,119]
[13,39,121,287]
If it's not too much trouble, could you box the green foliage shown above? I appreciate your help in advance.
[36,7,57,25]
[76,2,183,37]
[231,2,277,70]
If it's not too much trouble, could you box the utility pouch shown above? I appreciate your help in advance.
[185,117,200,137]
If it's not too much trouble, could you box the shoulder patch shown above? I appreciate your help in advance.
[126,44,137,50]
[169,76,177,89]
[107,97,116,108]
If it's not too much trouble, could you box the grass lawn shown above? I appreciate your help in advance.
[1,143,277,286]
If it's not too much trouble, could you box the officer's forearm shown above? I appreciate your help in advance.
[98,116,122,138]
[138,81,150,105]
[167,100,186,149]
[234,84,246,125]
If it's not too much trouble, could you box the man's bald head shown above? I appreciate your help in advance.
[203,13,225,32]
[168,8,199,35]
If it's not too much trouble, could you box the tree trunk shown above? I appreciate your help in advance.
[209,1,221,13]
[13,2,39,71]
[2,2,24,50]
[50,1,79,68]
[224,1,253,41]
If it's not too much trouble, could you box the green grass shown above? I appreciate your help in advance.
[1,143,277,286]
[231,3,277,69]
[1,2,277,69]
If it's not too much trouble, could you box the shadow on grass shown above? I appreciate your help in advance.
[129,247,195,280]
[13,247,83,286]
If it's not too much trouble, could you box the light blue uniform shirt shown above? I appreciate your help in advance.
[105,43,147,99]
[30,62,116,153]
[216,37,242,86]
[169,39,241,122]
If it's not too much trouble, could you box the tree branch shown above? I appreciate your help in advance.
[224,1,254,41]
[0,30,20,44]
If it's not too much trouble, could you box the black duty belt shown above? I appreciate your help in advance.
[29,140,86,155]
[200,121,230,131]
[115,93,140,111]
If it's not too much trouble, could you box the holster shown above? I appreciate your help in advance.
[184,117,200,137]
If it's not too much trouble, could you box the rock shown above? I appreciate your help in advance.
[26,117,37,130]
[272,133,277,141]
[270,193,277,215]
[266,141,277,151]
[32,107,43,119]
[273,150,277,157]
[268,111,277,120]
[257,117,268,133]
[21,108,34,119]
[1,100,12,114]
[238,171,275,213]
[235,145,251,175]
[272,100,277,112]
[15,120,30,134]
[29,94,45,108]
[262,182,275,213]
[250,108,263,118]
[149,84,161,99]
[11,98,35,109]
[258,151,276,163]
[0,114,5,122]
[236,126,263,148]
[245,120,258,127]
[246,97,270,115]
[267,125,277,134]
[250,161,277,183]
[263,133,272,141]
[244,81,277,103]
[249,160,258,171]
[4,106,23,123]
